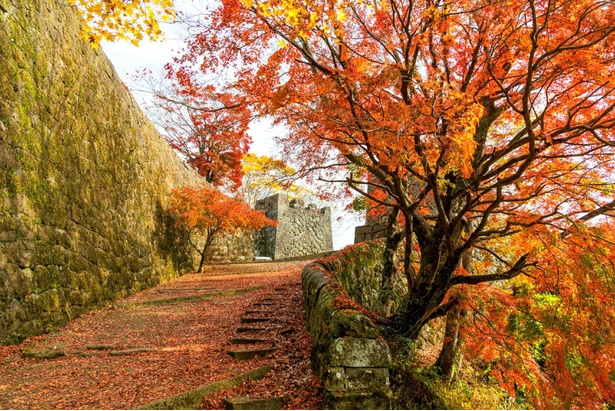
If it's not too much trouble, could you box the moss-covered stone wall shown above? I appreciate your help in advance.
[302,253,393,409]
[303,242,451,408]
[325,240,407,317]
[0,0,204,344]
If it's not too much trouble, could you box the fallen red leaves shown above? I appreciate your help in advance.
[0,261,322,409]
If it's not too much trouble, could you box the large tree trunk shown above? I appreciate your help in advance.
[435,246,472,382]
[390,286,449,339]
[381,208,404,317]
[390,238,462,338]
[435,306,462,382]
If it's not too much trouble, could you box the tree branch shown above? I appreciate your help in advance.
[426,297,459,322]
[449,253,533,286]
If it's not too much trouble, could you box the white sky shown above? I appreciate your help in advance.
[100,18,363,251]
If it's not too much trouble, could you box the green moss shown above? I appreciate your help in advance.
[329,309,380,339]
[138,365,272,410]
[321,239,406,316]
[391,363,522,410]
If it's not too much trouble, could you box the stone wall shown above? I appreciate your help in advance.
[337,240,444,351]
[331,241,442,349]
[204,232,254,264]
[327,240,407,317]
[302,261,392,409]
[303,242,448,408]
[353,223,386,244]
[0,0,204,344]
[255,194,333,260]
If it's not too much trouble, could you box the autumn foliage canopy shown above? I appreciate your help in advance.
[80,0,615,407]
[70,0,175,44]
[154,84,252,190]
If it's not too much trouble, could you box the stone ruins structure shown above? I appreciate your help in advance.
[254,194,334,260]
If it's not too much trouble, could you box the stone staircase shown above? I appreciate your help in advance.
[220,286,295,410]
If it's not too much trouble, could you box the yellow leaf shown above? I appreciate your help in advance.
[336,8,347,21]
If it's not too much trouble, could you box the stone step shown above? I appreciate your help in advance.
[21,348,65,359]
[236,327,267,333]
[231,337,268,345]
[85,344,117,351]
[253,303,275,306]
[157,288,219,294]
[240,317,270,324]
[227,347,277,360]
[109,348,157,356]
[237,327,267,333]
[138,366,272,410]
[222,396,289,410]
[244,310,269,315]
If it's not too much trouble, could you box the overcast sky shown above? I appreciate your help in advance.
[100,17,362,250]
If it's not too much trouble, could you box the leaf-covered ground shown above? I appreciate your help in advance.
[0,261,322,409]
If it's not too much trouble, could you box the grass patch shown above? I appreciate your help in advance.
[389,338,524,409]
[392,366,522,410]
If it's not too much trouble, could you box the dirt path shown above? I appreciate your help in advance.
[0,261,322,409]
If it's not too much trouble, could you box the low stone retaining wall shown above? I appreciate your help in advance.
[327,240,406,316]
[302,253,393,409]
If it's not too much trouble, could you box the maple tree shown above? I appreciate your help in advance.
[170,0,615,406]
[150,82,252,190]
[166,185,277,272]
[455,221,615,408]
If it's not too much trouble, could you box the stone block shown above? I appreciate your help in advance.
[324,391,391,410]
[227,347,277,360]
[329,337,391,368]
[230,337,268,345]
[21,347,65,359]
[354,225,372,235]
[222,396,289,410]
[323,367,346,392]
[345,368,389,391]
[240,317,270,324]
[329,310,379,339]
[85,344,117,350]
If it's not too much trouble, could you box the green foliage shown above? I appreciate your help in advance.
[388,333,524,409]
[350,196,367,213]
[534,292,560,307]
[391,361,524,410]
